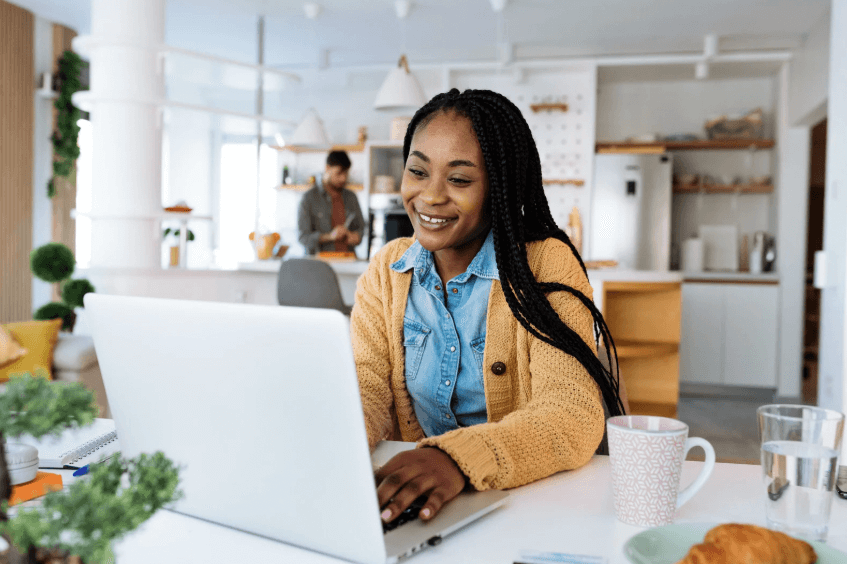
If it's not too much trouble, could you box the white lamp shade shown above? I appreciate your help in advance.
[289,109,331,148]
[374,56,428,111]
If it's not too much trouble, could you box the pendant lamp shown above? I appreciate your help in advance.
[374,55,427,111]
[289,108,331,148]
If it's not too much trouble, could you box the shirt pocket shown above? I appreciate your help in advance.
[470,334,487,377]
[403,317,431,381]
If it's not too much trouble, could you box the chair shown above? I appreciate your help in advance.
[595,343,630,455]
[277,258,352,316]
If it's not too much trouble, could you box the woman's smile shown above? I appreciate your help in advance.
[415,208,457,229]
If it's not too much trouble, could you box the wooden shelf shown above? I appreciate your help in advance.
[530,103,569,113]
[673,183,773,194]
[275,183,364,192]
[615,342,679,359]
[596,139,775,154]
[542,178,585,187]
[269,144,365,153]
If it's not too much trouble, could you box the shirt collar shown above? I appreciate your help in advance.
[390,230,499,283]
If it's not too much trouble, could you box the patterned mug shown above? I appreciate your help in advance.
[607,415,716,527]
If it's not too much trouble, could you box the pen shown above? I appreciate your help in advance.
[72,465,90,477]
[344,213,355,229]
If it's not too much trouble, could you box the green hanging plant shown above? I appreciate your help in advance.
[49,50,86,199]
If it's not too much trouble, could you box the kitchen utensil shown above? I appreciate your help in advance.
[751,231,766,274]
[739,234,750,272]
[699,225,738,272]
[607,415,715,527]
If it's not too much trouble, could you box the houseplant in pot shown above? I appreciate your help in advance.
[0,373,182,564]
[30,243,95,332]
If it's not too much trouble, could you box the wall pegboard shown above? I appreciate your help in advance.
[452,67,598,256]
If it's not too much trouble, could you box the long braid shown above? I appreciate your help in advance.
[403,88,625,417]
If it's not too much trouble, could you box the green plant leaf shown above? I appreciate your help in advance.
[30,242,75,283]
[61,278,96,309]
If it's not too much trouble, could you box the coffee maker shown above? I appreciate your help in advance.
[750,231,777,273]
[368,193,413,259]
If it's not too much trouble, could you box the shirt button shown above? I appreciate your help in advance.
[444,414,451,419]
[452,288,458,294]
[435,285,441,291]
[444,380,451,386]
[491,361,507,375]
[450,346,456,352]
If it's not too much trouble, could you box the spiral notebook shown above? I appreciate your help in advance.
[13,418,121,469]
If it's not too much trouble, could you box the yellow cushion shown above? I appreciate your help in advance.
[0,325,28,368]
[0,319,62,382]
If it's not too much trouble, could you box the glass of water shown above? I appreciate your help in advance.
[757,404,844,542]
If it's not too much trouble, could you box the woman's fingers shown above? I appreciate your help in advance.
[375,448,467,523]
[379,474,438,523]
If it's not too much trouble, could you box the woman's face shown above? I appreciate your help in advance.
[401,111,490,255]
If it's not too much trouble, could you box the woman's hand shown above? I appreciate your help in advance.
[375,447,467,523]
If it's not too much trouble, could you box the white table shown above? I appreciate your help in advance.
[112,456,847,564]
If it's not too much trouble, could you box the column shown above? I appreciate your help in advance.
[76,0,165,268]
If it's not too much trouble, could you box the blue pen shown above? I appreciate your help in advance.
[72,465,89,477]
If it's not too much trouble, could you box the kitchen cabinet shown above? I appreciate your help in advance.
[680,282,779,389]
[602,281,682,418]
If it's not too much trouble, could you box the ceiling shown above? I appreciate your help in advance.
[8,0,831,70]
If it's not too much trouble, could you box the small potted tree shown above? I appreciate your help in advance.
[30,243,95,332]
[0,373,181,564]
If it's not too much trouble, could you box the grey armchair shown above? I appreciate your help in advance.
[277,258,352,316]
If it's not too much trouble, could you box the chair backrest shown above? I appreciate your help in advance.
[277,258,351,316]
[594,343,630,455]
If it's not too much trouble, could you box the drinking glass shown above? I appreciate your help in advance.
[757,404,844,542]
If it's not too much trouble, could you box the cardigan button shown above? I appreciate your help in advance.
[491,362,507,375]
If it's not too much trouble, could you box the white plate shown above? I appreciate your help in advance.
[624,522,847,564]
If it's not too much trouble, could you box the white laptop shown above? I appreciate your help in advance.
[85,294,507,564]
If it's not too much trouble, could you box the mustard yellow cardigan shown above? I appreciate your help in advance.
[350,236,604,491]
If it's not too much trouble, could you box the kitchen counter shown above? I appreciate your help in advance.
[681,271,779,283]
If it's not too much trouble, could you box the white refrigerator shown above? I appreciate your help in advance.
[589,153,673,271]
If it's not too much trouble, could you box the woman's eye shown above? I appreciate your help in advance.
[408,168,426,177]
[450,177,471,185]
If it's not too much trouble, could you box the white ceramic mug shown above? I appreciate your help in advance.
[607,415,716,527]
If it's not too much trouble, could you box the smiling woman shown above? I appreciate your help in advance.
[350,88,625,528]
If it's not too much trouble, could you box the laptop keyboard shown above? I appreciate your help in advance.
[382,495,427,534]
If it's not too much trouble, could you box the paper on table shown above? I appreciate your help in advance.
[11,418,120,468]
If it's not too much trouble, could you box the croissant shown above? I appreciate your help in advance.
[675,523,816,564]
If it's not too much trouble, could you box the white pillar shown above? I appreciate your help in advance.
[830,1,847,432]
[82,0,165,268]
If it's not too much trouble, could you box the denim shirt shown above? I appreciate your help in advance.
[390,231,499,437]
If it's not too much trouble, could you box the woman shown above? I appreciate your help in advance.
[350,88,625,525]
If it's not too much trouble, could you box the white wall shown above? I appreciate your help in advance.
[818,0,847,428]
[789,8,830,126]
[776,64,811,400]
[31,16,54,312]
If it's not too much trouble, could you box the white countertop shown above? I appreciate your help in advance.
[586,268,684,284]
[682,271,779,283]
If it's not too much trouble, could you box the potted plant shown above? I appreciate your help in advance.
[0,373,181,564]
[30,243,95,332]
[162,227,195,267]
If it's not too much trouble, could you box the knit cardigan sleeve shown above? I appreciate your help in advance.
[418,238,605,490]
[350,246,398,450]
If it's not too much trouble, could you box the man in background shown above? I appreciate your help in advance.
[297,150,366,256]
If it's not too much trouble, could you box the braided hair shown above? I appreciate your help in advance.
[403,88,626,418]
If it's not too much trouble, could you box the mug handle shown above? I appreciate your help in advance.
[676,437,716,509]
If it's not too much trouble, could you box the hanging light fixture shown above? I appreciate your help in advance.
[374,1,427,111]
[374,55,427,111]
[289,108,331,148]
